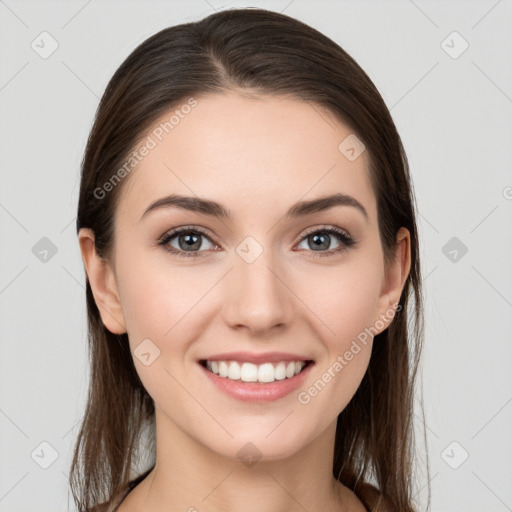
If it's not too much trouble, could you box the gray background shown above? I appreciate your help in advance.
[1,0,511,511]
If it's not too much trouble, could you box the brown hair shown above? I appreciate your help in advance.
[71,7,429,511]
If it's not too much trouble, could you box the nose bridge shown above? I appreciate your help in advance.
[223,238,293,333]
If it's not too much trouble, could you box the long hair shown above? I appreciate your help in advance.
[71,7,429,511]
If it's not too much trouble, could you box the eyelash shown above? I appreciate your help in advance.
[157,225,356,259]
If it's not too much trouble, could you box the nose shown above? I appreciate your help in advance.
[222,248,295,336]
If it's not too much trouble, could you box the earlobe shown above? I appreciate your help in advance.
[374,227,411,334]
[78,228,127,335]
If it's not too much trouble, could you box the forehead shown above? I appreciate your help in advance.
[117,92,376,226]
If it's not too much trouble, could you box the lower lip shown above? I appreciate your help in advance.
[199,361,314,402]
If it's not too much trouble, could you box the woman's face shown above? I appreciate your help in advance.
[83,91,408,461]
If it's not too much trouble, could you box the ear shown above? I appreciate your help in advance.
[373,227,411,334]
[78,228,127,335]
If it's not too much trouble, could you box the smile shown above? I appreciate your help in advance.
[201,359,313,384]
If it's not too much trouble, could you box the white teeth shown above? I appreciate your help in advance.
[241,362,258,382]
[219,361,229,377]
[228,361,241,380]
[274,362,287,380]
[258,363,274,383]
[204,360,307,383]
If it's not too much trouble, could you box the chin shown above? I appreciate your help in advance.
[202,425,311,464]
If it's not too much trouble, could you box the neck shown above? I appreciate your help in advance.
[139,408,347,512]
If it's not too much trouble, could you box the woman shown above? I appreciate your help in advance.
[71,7,429,512]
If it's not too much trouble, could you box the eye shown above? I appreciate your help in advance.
[295,226,356,258]
[157,225,356,259]
[158,226,217,258]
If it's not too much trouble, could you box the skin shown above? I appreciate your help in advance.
[79,91,411,512]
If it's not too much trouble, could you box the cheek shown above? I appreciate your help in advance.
[114,254,210,402]
[299,256,383,345]
[296,271,377,418]
[294,256,381,410]
[116,245,206,337]
[115,252,219,394]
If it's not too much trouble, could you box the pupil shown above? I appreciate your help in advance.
[311,233,329,251]
[177,233,331,252]
[181,233,200,250]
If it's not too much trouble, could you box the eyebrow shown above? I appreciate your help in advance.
[140,192,369,223]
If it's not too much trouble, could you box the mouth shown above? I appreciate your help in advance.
[199,359,314,384]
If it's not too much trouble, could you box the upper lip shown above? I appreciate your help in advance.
[200,351,313,364]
